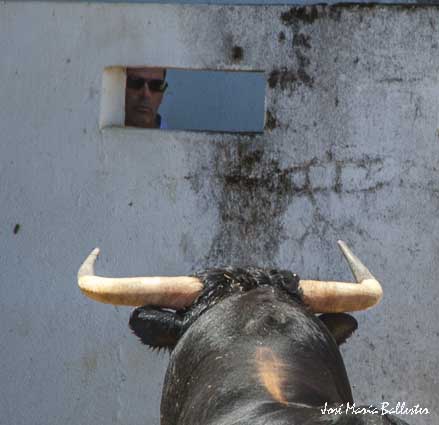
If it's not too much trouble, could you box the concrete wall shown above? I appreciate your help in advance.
[1,2,438,424]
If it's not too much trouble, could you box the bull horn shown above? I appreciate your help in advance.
[77,248,203,309]
[299,241,383,313]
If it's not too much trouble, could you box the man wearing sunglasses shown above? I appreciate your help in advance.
[125,67,168,129]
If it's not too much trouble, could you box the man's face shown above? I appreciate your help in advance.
[125,67,166,128]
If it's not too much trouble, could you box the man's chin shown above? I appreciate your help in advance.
[125,112,156,128]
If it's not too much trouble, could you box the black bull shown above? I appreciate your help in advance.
[129,268,410,425]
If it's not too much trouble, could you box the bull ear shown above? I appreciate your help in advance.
[318,313,358,346]
[129,306,184,350]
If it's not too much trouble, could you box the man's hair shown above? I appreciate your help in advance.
[163,69,167,80]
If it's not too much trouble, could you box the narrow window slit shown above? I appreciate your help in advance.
[100,67,266,134]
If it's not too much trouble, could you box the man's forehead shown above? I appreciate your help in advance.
[126,67,165,79]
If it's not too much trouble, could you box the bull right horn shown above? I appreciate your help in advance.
[299,241,383,313]
[77,248,203,309]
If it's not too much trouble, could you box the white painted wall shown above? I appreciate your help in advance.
[1,3,438,425]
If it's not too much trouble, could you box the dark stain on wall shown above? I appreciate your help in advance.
[268,68,298,89]
[280,3,428,30]
[232,45,244,62]
[268,64,313,89]
[201,140,294,266]
[281,6,319,26]
[185,139,387,267]
[223,33,245,64]
[269,17,314,90]
[265,110,277,130]
[292,33,311,49]
[180,4,402,266]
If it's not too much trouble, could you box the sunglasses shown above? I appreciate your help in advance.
[126,76,168,93]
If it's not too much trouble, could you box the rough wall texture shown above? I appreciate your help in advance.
[1,2,438,425]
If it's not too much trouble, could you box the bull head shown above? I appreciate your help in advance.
[76,243,413,425]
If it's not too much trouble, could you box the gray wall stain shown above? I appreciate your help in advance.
[185,137,392,268]
[197,139,294,266]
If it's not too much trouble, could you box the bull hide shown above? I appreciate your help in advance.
[129,267,410,425]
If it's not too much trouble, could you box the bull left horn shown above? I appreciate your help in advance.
[77,248,203,309]
[299,241,383,313]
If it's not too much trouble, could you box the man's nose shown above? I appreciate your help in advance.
[140,82,152,98]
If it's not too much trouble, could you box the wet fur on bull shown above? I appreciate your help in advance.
[129,268,409,425]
